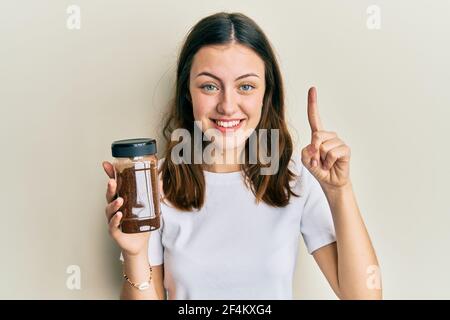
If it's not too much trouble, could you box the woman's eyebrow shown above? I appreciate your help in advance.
[195,71,260,81]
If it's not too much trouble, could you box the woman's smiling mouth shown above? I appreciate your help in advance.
[210,118,245,132]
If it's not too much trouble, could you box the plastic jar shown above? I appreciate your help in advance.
[111,138,161,233]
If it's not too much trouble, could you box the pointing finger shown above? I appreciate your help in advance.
[307,87,324,133]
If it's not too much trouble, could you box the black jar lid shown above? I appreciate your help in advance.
[111,138,157,157]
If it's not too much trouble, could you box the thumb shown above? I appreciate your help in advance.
[301,145,319,169]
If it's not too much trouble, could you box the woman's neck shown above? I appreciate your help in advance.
[202,163,241,173]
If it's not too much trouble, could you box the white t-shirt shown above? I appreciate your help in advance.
[120,151,336,299]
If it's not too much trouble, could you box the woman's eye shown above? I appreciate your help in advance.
[200,84,255,92]
[201,84,218,92]
[240,84,255,91]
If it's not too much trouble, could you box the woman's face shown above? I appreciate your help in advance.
[189,43,266,151]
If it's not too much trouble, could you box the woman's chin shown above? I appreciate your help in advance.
[210,137,247,151]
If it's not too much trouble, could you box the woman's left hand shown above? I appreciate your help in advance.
[301,87,352,192]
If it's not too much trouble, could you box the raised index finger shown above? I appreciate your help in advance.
[307,87,324,132]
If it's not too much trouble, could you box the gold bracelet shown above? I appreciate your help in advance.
[122,264,153,291]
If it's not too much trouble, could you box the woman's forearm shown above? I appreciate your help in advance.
[120,252,160,300]
[323,180,382,299]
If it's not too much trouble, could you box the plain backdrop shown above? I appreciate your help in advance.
[1,0,449,299]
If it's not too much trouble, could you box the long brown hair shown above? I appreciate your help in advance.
[160,12,299,211]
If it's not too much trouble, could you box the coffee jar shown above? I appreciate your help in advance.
[111,138,161,233]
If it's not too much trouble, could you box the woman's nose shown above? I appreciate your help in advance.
[216,89,238,115]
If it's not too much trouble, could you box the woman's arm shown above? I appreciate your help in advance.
[102,162,166,300]
[313,181,382,300]
[301,87,381,299]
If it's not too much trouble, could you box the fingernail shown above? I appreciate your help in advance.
[311,159,318,167]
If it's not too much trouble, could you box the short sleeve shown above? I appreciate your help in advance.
[119,226,164,266]
[299,161,336,255]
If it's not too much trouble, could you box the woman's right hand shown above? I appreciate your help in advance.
[102,161,151,257]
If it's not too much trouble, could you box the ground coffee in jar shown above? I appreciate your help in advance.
[111,138,161,233]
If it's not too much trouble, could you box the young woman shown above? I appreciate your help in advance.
[102,12,381,300]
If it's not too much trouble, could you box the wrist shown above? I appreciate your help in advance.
[322,180,353,197]
[121,252,152,291]
[123,250,148,263]
[122,264,153,291]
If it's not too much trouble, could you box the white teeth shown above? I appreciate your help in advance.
[214,120,241,128]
